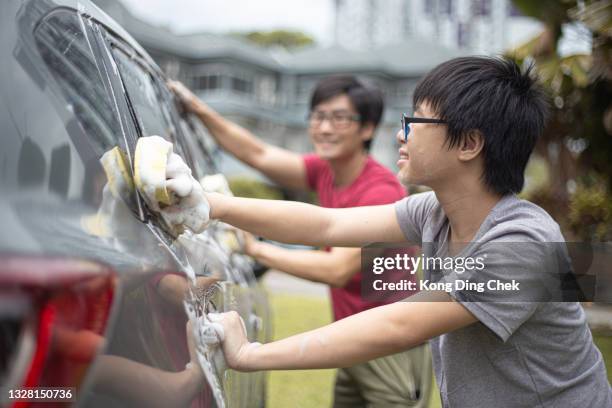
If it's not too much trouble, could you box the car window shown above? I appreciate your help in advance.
[108,44,203,232]
[35,11,122,156]
[110,45,198,164]
[176,115,216,178]
[33,10,139,212]
[178,113,220,177]
[111,48,169,139]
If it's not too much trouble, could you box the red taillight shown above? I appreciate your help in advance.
[0,256,116,408]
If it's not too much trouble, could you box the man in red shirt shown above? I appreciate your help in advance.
[170,76,430,407]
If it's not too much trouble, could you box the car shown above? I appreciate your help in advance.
[0,1,271,407]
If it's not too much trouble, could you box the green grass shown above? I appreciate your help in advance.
[265,293,611,408]
[266,294,336,408]
[265,293,442,408]
[594,333,612,382]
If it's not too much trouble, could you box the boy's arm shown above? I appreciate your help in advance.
[169,81,307,190]
[213,291,478,371]
[208,193,406,247]
[247,239,361,287]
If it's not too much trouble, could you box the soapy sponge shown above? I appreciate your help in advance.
[134,135,174,210]
[134,136,210,235]
[100,146,135,201]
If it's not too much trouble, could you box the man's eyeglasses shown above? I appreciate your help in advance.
[401,114,447,142]
[308,110,361,129]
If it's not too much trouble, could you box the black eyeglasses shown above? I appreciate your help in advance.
[401,114,447,142]
[308,110,361,129]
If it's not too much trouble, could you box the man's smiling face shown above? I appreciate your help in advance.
[396,102,456,188]
[309,94,372,161]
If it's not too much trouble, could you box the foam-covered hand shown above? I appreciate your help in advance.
[134,136,210,235]
[160,152,211,234]
[208,311,261,371]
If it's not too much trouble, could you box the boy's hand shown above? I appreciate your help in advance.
[160,152,211,234]
[168,80,204,114]
[208,311,261,371]
[135,136,211,234]
[239,230,260,258]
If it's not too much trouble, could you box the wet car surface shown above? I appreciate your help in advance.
[0,1,270,407]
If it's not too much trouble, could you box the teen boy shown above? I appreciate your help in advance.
[150,57,611,407]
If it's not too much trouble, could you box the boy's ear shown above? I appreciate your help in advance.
[359,122,375,142]
[458,130,484,162]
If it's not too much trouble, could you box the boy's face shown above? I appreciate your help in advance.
[396,102,458,188]
[308,94,373,161]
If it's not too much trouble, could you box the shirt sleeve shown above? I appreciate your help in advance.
[393,191,437,244]
[302,153,324,190]
[447,238,561,342]
[354,183,406,206]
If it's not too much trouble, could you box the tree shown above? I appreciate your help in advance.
[508,0,612,239]
[231,30,315,50]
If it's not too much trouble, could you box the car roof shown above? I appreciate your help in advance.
[38,0,160,73]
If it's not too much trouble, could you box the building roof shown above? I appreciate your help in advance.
[93,0,465,77]
[282,39,465,76]
[93,0,282,70]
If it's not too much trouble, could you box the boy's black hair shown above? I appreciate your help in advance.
[413,56,550,195]
[310,75,384,151]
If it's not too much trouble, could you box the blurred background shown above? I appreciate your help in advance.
[91,1,612,406]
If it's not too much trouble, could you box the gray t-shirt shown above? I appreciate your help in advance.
[394,191,611,407]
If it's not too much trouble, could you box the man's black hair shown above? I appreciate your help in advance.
[310,75,384,151]
[413,56,550,195]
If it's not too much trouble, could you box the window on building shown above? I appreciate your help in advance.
[196,74,220,91]
[472,0,491,17]
[256,75,277,105]
[424,0,434,15]
[441,0,453,16]
[457,23,471,48]
[231,77,253,94]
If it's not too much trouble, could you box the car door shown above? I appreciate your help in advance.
[2,2,208,407]
[176,110,272,407]
[97,27,268,408]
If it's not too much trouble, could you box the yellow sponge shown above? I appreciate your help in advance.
[100,146,135,200]
[134,136,174,208]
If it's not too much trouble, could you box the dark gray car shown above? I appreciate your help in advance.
[0,1,270,407]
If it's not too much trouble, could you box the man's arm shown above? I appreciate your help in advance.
[214,291,478,371]
[169,81,307,190]
[208,193,406,247]
[248,239,361,287]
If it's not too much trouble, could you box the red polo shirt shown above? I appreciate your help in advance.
[303,153,409,321]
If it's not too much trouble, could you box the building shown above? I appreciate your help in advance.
[334,0,541,55]
[93,0,464,179]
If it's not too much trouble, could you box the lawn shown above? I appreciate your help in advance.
[265,293,442,408]
[594,333,612,383]
[266,294,611,408]
[266,294,336,408]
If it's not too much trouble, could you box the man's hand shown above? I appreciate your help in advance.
[135,136,211,234]
[168,80,205,114]
[208,311,261,371]
[159,152,211,234]
[239,230,260,258]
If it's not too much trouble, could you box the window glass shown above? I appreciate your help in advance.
[195,74,220,91]
[230,76,253,94]
[178,114,219,177]
[110,44,210,234]
[111,46,194,167]
[34,11,140,212]
[34,11,122,155]
[112,48,170,139]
